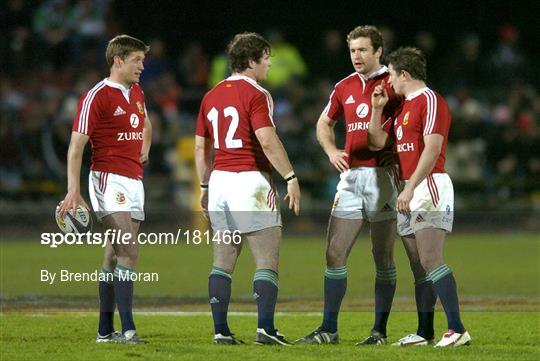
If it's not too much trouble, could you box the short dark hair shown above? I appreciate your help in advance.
[386,47,427,81]
[106,35,150,68]
[227,32,271,73]
[346,25,384,54]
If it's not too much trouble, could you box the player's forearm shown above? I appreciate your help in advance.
[194,137,212,183]
[407,143,440,188]
[368,108,388,150]
[141,117,152,155]
[259,134,294,178]
[195,156,212,184]
[316,119,338,156]
[66,145,84,193]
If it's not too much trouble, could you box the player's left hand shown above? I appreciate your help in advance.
[140,152,150,166]
[397,184,414,214]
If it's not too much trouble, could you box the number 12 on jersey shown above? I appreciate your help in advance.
[207,106,243,149]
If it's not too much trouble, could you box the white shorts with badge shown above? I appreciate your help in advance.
[208,170,281,233]
[397,173,454,236]
[331,166,399,222]
[88,170,145,221]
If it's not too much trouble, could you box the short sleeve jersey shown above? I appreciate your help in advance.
[393,87,451,180]
[323,66,403,167]
[72,79,146,180]
[195,75,275,172]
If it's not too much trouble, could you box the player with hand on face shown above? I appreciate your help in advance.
[369,47,471,347]
[58,35,152,344]
[296,25,403,346]
[195,32,301,346]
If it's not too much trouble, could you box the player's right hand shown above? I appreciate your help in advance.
[328,149,349,173]
[284,178,301,216]
[372,81,389,109]
[57,191,89,219]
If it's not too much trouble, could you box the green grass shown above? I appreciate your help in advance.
[1,233,539,359]
[1,312,539,360]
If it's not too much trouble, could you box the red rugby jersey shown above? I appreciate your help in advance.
[393,87,451,180]
[195,75,275,172]
[323,66,402,167]
[72,79,146,180]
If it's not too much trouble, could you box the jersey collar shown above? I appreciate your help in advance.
[359,65,388,80]
[406,86,429,100]
[227,74,258,85]
[104,78,132,102]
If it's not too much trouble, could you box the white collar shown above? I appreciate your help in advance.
[406,86,429,100]
[359,65,388,80]
[227,74,258,85]
[104,78,132,91]
[104,78,131,102]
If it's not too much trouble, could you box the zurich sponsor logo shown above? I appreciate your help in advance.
[130,114,139,128]
[396,125,403,140]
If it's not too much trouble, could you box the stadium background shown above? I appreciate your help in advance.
[1,1,538,360]
[0,0,539,357]
[1,0,539,220]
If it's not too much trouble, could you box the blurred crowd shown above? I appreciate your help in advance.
[1,0,538,210]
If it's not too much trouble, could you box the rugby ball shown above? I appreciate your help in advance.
[55,203,93,234]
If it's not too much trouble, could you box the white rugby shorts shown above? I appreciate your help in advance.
[88,170,145,221]
[397,173,454,236]
[208,170,281,233]
[331,166,399,222]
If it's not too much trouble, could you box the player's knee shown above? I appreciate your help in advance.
[326,247,346,266]
[419,255,439,273]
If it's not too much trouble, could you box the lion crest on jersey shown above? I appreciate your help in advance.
[136,101,145,115]
[116,192,126,205]
[402,112,410,125]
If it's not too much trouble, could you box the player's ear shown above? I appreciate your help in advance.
[374,46,383,59]
[401,70,412,80]
[113,55,123,68]
[247,58,256,69]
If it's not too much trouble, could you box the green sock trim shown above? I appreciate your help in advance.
[210,266,232,280]
[254,269,279,287]
[376,267,397,283]
[114,264,135,278]
[325,266,348,279]
[428,264,452,283]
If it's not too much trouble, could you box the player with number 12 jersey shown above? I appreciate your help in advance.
[195,32,300,345]
[196,75,274,173]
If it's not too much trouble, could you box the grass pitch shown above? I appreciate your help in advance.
[1,233,539,360]
[1,312,539,361]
